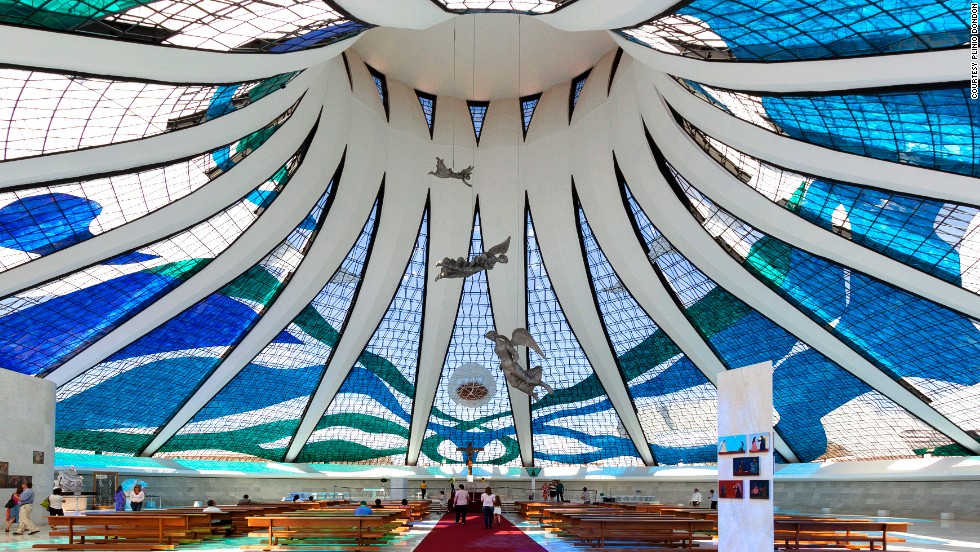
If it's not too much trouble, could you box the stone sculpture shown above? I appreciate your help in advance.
[429,157,474,186]
[485,328,553,400]
[435,236,510,281]
[58,466,84,493]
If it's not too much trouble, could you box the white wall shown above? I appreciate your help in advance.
[0,370,55,526]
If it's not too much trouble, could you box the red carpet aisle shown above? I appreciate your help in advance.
[413,512,548,552]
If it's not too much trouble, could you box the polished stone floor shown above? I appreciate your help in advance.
[1,513,978,551]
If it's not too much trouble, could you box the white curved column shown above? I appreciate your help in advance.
[637,87,980,321]
[616,116,980,454]
[141,81,382,456]
[522,80,655,465]
[0,68,316,188]
[45,74,350,387]
[0,25,359,83]
[649,69,980,206]
[334,0,451,29]
[286,68,437,463]
[617,36,968,92]
[0,70,328,299]
[406,95,484,466]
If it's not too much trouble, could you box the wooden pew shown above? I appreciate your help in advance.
[34,514,207,550]
[774,519,908,551]
[574,517,716,549]
[243,512,403,551]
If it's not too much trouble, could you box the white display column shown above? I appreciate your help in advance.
[717,361,774,551]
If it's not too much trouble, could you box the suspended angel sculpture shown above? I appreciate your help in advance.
[429,157,474,187]
[436,236,511,281]
[485,328,553,400]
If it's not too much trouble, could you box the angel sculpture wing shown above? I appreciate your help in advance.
[510,328,546,359]
[485,236,511,260]
[435,157,448,173]
[459,166,474,177]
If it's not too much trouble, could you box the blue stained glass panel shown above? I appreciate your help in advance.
[620,0,968,61]
[678,120,978,290]
[577,204,717,464]
[676,171,980,440]
[520,95,539,138]
[683,81,980,178]
[417,92,435,135]
[54,172,336,454]
[420,213,519,466]
[468,102,489,143]
[0,144,309,377]
[624,180,957,461]
[157,200,379,461]
[296,211,426,465]
[526,210,643,466]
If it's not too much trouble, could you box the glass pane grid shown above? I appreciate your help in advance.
[619,1,968,61]
[679,79,979,178]
[578,205,718,465]
[0,144,308,378]
[678,118,979,289]
[0,101,296,273]
[296,211,428,465]
[671,164,980,445]
[157,200,379,461]
[433,1,578,14]
[625,181,957,461]
[419,213,519,466]
[0,69,297,161]
[526,211,644,466]
[53,154,331,455]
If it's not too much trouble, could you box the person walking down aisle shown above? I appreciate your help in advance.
[454,485,468,524]
[4,488,20,532]
[47,488,64,528]
[480,487,495,530]
[691,488,702,508]
[555,480,565,502]
[437,491,447,513]
[12,482,39,535]
[420,480,427,499]
[492,494,502,526]
[130,484,145,511]
[114,486,125,511]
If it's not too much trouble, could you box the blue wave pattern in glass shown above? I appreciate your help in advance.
[577,204,718,465]
[0,147,307,377]
[678,120,978,290]
[685,81,979,178]
[54,173,335,455]
[526,210,644,466]
[625,179,958,460]
[0,103,295,273]
[419,213,519,466]
[620,1,968,61]
[676,172,980,441]
[295,210,429,465]
[157,200,379,461]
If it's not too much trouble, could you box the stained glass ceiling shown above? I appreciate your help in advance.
[0,0,976,466]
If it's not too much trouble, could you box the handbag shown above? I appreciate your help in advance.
[40,497,50,509]
[4,498,14,509]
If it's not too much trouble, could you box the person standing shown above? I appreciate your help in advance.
[540,481,549,502]
[129,484,145,511]
[555,480,565,502]
[12,482,39,535]
[437,491,447,513]
[708,489,717,510]
[47,488,64,517]
[492,494,502,526]
[480,487,495,530]
[4,488,20,532]
[453,484,468,524]
[690,488,702,508]
[548,480,557,502]
[420,480,427,499]
[114,486,125,511]
[580,487,591,504]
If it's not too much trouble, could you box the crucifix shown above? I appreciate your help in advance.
[456,442,484,478]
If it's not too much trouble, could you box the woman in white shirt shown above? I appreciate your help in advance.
[480,487,495,530]
[130,485,145,512]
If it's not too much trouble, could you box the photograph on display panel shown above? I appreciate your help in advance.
[718,434,747,455]
[718,480,743,499]
[732,456,760,476]
[748,432,771,453]
[749,480,770,500]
